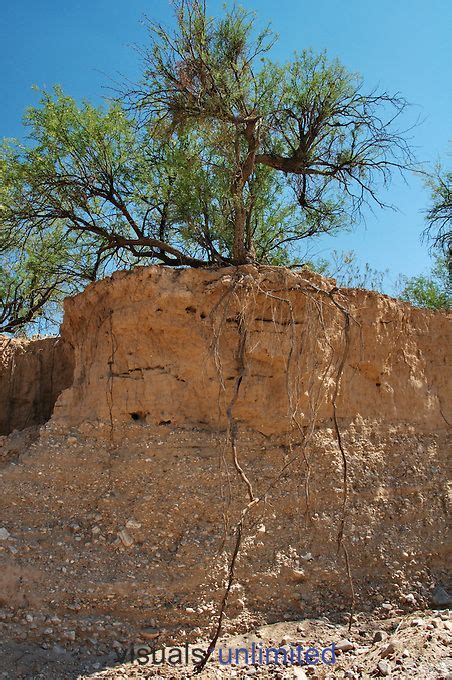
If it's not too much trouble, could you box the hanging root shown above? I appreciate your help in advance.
[196,268,357,672]
[226,308,255,503]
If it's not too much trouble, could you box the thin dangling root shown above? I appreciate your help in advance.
[196,268,358,673]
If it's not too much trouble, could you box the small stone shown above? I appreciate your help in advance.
[125,519,142,530]
[336,639,355,652]
[64,630,76,641]
[402,593,416,605]
[91,526,101,535]
[118,530,133,548]
[0,528,10,540]
[66,436,78,445]
[377,659,390,676]
[291,568,306,582]
[292,669,308,680]
[410,618,423,627]
[380,642,396,658]
[381,603,392,611]
[444,620,452,632]
[25,614,33,623]
[373,630,386,643]
[280,635,291,646]
[140,627,160,640]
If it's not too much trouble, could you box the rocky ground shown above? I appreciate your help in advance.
[0,420,450,679]
[1,609,450,678]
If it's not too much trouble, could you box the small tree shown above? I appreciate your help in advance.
[424,166,452,254]
[399,255,449,310]
[397,159,451,311]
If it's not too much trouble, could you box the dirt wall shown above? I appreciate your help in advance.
[55,265,451,432]
[0,335,74,435]
[0,265,449,649]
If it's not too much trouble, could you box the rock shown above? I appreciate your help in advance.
[380,642,396,658]
[336,639,355,652]
[140,627,160,640]
[91,526,101,535]
[381,603,392,611]
[291,568,306,583]
[0,528,10,540]
[64,630,76,641]
[291,669,308,680]
[373,630,386,643]
[67,436,78,445]
[377,659,390,676]
[411,618,423,627]
[125,519,142,530]
[118,529,133,548]
[402,593,416,605]
[431,585,452,609]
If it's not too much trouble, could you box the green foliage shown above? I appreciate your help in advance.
[0,1,417,333]
[311,250,387,291]
[135,1,413,261]
[424,165,451,254]
[399,256,450,310]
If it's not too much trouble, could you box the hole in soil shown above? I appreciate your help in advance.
[130,411,147,421]
[185,306,197,314]
[376,382,381,387]
[159,419,172,425]
[200,312,206,319]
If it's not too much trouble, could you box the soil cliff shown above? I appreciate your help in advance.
[55,265,450,431]
[0,265,450,678]
[0,335,73,436]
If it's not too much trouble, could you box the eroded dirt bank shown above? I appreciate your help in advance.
[0,265,450,678]
[55,265,450,431]
[0,335,73,436]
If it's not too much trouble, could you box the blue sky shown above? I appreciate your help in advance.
[1,0,450,290]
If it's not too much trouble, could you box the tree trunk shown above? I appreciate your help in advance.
[232,198,248,264]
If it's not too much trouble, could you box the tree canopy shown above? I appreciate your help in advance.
[0,0,419,333]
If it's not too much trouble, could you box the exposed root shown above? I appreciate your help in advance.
[197,267,358,671]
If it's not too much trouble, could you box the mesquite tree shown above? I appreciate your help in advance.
[129,0,414,263]
[1,1,416,332]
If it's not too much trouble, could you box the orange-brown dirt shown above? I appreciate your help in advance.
[0,335,73,436]
[0,265,450,679]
